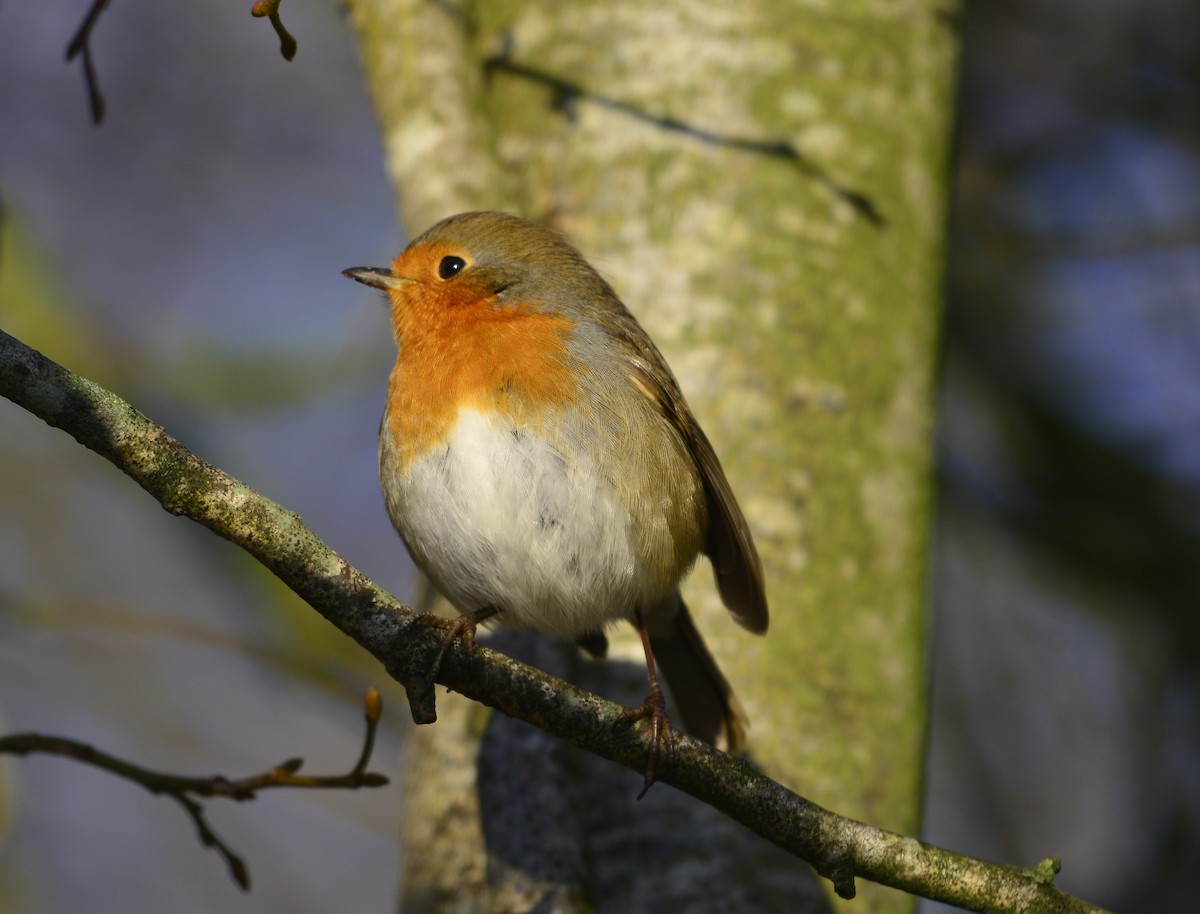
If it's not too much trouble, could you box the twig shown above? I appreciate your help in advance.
[0,687,389,890]
[251,0,297,61]
[63,1,297,126]
[66,0,111,123]
[173,791,251,889]
[0,329,1110,913]
[484,50,884,227]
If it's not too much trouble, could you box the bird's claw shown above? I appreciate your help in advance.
[618,684,676,799]
[425,606,498,689]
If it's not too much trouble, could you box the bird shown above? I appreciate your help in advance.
[343,211,768,793]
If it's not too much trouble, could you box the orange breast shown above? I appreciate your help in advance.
[383,283,582,472]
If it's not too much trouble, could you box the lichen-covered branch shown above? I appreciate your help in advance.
[0,329,1108,914]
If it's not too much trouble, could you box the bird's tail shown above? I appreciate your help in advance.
[649,598,750,755]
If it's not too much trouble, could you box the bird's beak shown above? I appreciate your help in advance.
[341,266,416,291]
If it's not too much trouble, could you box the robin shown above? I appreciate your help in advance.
[343,211,768,792]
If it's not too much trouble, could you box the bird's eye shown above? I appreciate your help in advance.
[437,255,466,280]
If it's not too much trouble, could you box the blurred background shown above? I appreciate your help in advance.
[0,1,1196,912]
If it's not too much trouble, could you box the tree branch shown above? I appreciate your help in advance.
[0,329,1109,914]
[0,687,389,889]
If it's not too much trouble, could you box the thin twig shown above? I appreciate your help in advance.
[0,687,389,890]
[173,791,252,889]
[251,0,297,61]
[484,50,885,227]
[66,0,111,123]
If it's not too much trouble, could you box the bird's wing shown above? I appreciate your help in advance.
[623,355,768,634]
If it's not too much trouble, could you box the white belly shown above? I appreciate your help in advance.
[381,407,659,638]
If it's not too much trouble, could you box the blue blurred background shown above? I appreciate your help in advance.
[1,2,1197,912]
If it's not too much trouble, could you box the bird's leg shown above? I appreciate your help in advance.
[617,608,675,799]
[426,605,500,687]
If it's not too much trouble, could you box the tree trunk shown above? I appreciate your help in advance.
[345,2,959,911]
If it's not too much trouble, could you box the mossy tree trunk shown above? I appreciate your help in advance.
[345,2,959,911]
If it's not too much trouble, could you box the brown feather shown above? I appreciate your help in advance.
[649,599,750,753]
[624,359,768,634]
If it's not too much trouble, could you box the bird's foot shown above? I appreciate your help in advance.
[426,605,499,688]
[618,680,675,799]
